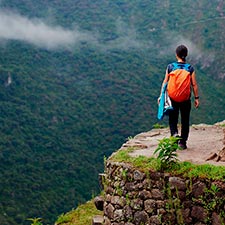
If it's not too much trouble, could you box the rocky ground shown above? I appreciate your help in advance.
[122,120,225,166]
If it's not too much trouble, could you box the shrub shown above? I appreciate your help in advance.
[154,137,180,170]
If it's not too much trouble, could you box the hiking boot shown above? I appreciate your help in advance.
[172,133,179,138]
[179,140,187,150]
[172,133,180,144]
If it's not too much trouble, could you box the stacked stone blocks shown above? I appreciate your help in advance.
[99,161,225,225]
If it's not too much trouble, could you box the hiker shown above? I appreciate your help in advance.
[158,45,199,149]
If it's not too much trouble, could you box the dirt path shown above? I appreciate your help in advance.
[121,121,225,166]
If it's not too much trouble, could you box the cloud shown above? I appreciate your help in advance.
[174,36,215,68]
[0,10,96,50]
[99,18,153,51]
[0,10,151,52]
[160,32,215,68]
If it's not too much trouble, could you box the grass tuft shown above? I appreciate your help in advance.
[55,200,103,225]
[110,148,225,181]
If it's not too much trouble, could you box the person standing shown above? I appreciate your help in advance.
[158,45,199,149]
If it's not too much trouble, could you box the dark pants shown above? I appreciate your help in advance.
[169,99,191,143]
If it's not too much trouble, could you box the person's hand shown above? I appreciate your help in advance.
[195,99,199,108]
[157,97,161,105]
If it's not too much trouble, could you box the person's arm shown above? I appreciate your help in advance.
[157,71,169,104]
[191,71,199,108]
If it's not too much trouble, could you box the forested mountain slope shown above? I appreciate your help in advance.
[0,0,224,224]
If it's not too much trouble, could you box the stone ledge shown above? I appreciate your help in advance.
[92,215,104,225]
[99,160,225,225]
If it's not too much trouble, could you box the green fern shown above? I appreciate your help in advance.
[154,137,180,170]
[27,218,43,225]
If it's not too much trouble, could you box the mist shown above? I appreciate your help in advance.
[0,10,96,50]
[101,18,152,51]
[0,8,215,69]
[160,32,215,68]
[0,9,151,52]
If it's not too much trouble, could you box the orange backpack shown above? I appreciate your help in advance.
[167,62,193,102]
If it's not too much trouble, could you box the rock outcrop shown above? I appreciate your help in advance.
[94,121,225,225]
[126,122,225,165]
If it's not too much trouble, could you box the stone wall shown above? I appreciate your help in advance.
[99,161,225,225]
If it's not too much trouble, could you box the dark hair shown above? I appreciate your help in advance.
[176,45,188,61]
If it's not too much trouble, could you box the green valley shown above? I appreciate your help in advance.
[0,0,224,224]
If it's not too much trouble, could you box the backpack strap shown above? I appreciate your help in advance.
[167,62,194,74]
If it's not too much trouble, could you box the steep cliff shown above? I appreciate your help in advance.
[56,121,225,225]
